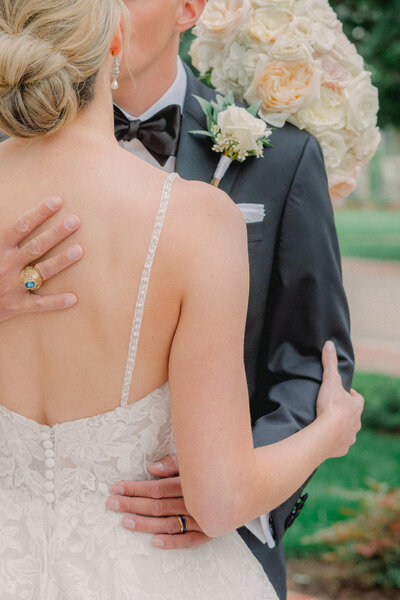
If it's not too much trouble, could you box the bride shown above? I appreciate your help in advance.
[0,0,363,598]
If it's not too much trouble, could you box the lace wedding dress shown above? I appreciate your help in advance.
[0,173,278,599]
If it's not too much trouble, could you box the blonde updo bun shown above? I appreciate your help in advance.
[0,0,126,138]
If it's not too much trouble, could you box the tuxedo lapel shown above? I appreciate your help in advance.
[175,108,218,184]
[176,66,241,196]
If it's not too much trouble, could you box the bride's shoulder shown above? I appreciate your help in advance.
[164,177,247,274]
[170,177,246,238]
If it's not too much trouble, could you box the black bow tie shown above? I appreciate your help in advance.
[113,104,182,166]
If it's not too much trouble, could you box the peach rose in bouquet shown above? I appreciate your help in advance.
[245,59,321,127]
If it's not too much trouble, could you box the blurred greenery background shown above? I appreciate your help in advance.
[180,3,400,595]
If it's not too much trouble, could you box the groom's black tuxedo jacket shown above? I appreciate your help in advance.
[177,67,354,597]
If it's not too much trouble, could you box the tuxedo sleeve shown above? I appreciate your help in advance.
[252,134,354,545]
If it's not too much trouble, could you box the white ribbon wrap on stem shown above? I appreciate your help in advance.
[211,154,233,187]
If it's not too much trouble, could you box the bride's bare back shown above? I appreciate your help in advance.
[0,132,238,425]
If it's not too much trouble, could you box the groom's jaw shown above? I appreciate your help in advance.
[113,0,206,117]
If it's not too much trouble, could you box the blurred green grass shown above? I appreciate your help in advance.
[284,372,400,557]
[335,209,400,261]
[353,372,400,433]
[284,428,400,557]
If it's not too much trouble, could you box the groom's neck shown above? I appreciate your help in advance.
[113,52,179,117]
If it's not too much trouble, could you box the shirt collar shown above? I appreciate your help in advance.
[115,58,187,122]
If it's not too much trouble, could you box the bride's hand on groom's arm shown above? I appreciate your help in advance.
[106,455,212,550]
[0,197,82,322]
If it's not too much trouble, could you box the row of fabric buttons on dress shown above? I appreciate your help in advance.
[40,426,55,504]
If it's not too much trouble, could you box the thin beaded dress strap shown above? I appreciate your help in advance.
[120,172,178,408]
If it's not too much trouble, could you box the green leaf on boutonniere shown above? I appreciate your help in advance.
[192,95,213,119]
[247,101,262,118]
[189,130,214,137]
[225,91,235,106]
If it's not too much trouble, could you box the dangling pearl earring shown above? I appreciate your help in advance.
[111,56,120,90]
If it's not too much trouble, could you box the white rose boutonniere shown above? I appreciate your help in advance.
[190,92,272,187]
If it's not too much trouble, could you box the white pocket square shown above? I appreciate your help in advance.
[237,203,265,224]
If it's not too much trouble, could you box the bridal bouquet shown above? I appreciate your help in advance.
[190,0,381,202]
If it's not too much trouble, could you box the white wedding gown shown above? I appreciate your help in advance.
[0,173,278,599]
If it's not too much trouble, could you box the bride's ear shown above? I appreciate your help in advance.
[110,31,122,56]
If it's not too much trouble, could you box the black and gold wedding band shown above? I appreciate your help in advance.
[175,514,187,534]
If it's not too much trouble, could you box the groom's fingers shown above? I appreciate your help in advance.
[112,477,182,499]
[152,532,212,550]
[107,495,189,518]
[121,514,202,535]
[149,454,179,478]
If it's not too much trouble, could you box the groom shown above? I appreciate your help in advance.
[105,1,354,598]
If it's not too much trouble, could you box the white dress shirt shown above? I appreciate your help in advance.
[115,57,276,549]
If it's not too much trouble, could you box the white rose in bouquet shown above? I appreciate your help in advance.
[320,55,353,90]
[351,127,381,165]
[270,32,312,62]
[247,7,293,45]
[287,16,314,44]
[346,72,379,133]
[237,45,268,89]
[210,50,248,97]
[250,0,295,8]
[292,85,347,132]
[210,42,265,93]
[190,0,380,202]
[311,23,336,53]
[317,130,347,172]
[294,0,338,29]
[330,31,364,75]
[288,18,335,53]
[195,0,250,40]
[190,37,224,75]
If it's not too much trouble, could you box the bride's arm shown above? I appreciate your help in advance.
[168,184,363,538]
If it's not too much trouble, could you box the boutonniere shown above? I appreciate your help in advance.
[190,92,272,187]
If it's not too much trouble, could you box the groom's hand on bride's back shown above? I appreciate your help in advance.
[107,455,212,549]
[0,197,82,321]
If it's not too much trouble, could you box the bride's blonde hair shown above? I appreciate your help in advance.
[0,0,127,138]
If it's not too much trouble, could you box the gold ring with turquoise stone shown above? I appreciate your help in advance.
[20,265,43,291]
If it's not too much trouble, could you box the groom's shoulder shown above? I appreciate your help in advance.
[263,121,321,175]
